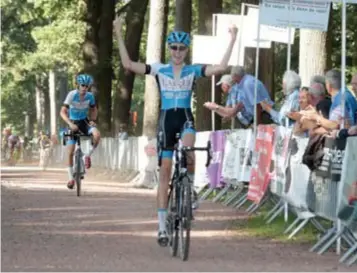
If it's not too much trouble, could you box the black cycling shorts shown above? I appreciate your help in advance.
[66,119,95,145]
[157,108,195,159]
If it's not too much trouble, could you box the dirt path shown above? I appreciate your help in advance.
[1,167,355,272]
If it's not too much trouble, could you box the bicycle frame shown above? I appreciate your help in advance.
[63,130,86,196]
[159,133,211,261]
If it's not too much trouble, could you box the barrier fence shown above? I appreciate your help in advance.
[51,125,357,267]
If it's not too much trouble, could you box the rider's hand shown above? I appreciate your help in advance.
[113,15,124,32]
[204,102,218,111]
[89,120,96,127]
[69,123,79,131]
[348,126,357,136]
[229,25,238,41]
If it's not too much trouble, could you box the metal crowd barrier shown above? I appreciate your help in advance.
[49,127,357,266]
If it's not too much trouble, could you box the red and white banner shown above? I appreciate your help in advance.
[247,125,275,204]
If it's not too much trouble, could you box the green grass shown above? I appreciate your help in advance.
[200,189,328,244]
[232,212,320,243]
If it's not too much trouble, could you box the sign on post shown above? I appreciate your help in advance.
[259,0,331,31]
[192,35,253,65]
[246,7,295,44]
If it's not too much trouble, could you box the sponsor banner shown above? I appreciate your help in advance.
[247,125,275,204]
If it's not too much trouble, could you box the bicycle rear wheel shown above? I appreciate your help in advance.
[179,176,192,261]
[168,184,179,257]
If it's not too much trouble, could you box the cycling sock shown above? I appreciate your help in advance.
[187,172,194,182]
[87,146,95,156]
[67,166,74,180]
[158,208,167,232]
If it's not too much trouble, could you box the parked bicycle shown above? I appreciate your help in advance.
[62,130,89,197]
[161,133,212,261]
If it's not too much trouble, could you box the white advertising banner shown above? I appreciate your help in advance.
[339,137,357,210]
[246,7,295,44]
[259,0,331,31]
[194,131,211,188]
[221,129,253,183]
[192,35,249,65]
[215,14,287,45]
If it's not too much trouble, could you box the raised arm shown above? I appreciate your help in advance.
[113,16,147,75]
[204,26,238,77]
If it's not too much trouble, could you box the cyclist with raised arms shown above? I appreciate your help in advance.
[60,74,101,190]
[114,16,237,246]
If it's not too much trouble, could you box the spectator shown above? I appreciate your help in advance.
[260,70,301,127]
[293,87,313,136]
[351,73,357,97]
[216,74,233,94]
[309,82,328,107]
[302,69,357,136]
[310,75,326,88]
[203,66,274,128]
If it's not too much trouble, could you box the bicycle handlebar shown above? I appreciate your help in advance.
[165,140,212,167]
[62,130,86,137]
[62,130,87,146]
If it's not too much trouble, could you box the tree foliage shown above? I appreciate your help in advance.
[1,0,357,136]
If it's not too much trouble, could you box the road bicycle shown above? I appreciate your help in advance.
[159,133,212,261]
[63,130,89,197]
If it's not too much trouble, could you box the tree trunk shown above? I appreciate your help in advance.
[43,84,51,132]
[259,45,275,99]
[175,0,192,65]
[57,69,69,129]
[97,0,115,135]
[35,75,45,133]
[325,3,333,71]
[49,70,57,134]
[195,0,222,132]
[142,0,168,137]
[299,29,327,86]
[82,0,102,76]
[113,0,149,135]
[175,0,191,32]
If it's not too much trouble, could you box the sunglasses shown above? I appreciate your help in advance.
[170,45,187,51]
[80,84,89,88]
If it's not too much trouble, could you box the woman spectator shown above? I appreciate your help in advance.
[292,87,313,136]
[260,70,301,127]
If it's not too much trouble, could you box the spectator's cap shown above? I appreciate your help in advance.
[216,74,233,86]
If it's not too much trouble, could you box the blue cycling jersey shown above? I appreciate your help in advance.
[63,90,96,120]
[147,63,205,110]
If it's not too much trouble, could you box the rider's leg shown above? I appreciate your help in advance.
[157,151,173,246]
[66,141,76,189]
[181,130,196,175]
[84,128,101,169]
[88,128,100,156]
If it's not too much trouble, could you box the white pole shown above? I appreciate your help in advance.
[231,3,247,130]
[286,0,292,71]
[284,0,294,223]
[211,14,217,131]
[253,3,261,141]
[337,0,347,256]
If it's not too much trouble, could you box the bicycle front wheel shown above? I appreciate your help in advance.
[75,155,81,197]
[179,176,192,261]
[168,184,179,257]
